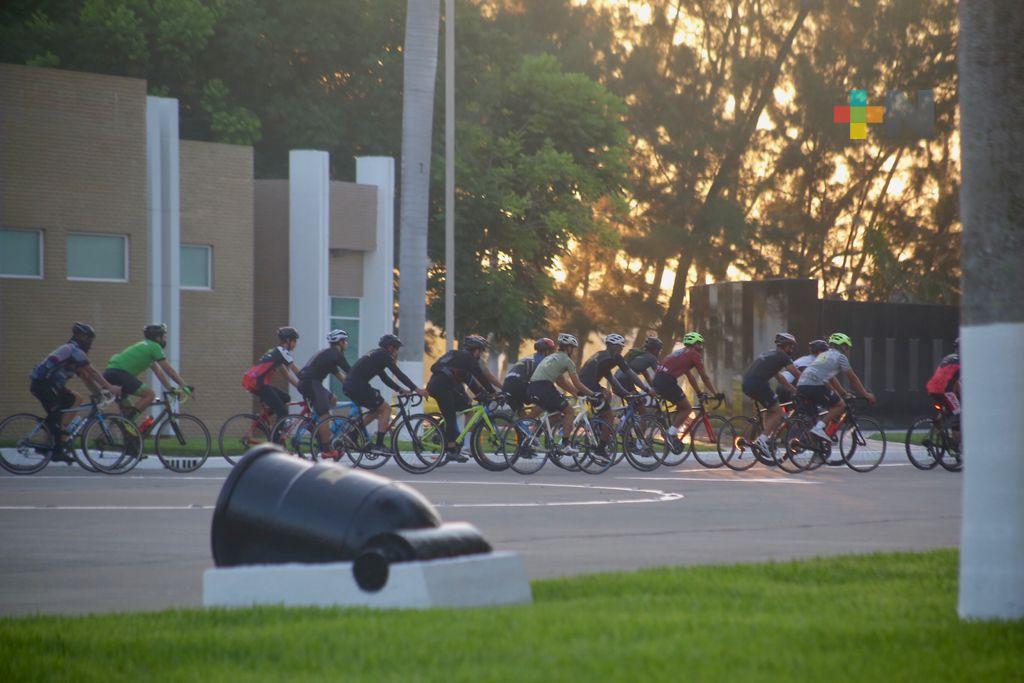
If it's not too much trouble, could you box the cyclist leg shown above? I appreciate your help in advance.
[427,374,462,454]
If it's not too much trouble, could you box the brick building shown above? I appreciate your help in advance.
[0,64,395,428]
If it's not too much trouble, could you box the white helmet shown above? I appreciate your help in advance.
[557,332,579,348]
[604,333,626,347]
[326,329,349,343]
[774,332,796,346]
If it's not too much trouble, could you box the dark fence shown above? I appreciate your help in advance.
[688,279,959,421]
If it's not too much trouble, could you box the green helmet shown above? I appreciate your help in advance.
[682,331,705,346]
[828,332,853,348]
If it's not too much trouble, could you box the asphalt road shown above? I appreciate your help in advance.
[0,460,961,617]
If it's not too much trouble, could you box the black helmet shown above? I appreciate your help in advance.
[277,326,299,342]
[774,332,797,346]
[71,322,96,351]
[809,339,828,354]
[379,334,403,349]
[144,323,168,346]
[463,334,488,350]
[643,336,664,351]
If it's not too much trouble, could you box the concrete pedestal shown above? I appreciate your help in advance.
[203,551,531,610]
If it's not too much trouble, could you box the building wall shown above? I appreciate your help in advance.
[0,64,148,418]
[179,140,254,426]
[252,180,289,361]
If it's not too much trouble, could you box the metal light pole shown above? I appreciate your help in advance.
[444,0,455,351]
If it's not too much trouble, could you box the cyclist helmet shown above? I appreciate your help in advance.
[774,332,797,346]
[604,333,627,347]
[71,322,96,351]
[643,336,664,351]
[277,326,299,342]
[144,323,168,346]
[379,334,403,349]
[556,332,580,348]
[809,339,829,354]
[463,334,488,350]
[827,332,853,349]
[534,337,556,352]
[682,331,705,346]
[326,329,349,344]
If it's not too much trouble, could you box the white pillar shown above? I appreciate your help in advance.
[355,156,395,358]
[145,96,180,372]
[289,150,330,399]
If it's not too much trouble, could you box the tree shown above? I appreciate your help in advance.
[397,0,441,362]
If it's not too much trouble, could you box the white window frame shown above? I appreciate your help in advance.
[0,228,44,280]
[180,244,213,291]
[66,232,129,283]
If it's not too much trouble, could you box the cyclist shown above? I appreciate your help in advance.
[428,335,503,462]
[503,338,555,415]
[613,336,663,401]
[527,332,599,454]
[776,339,828,405]
[343,334,426,452]
[579,333,652,423]
[796,332,876,441]
[740,332,803,453]
[242,327,302,428]
[298,329,351,456]
[29,323,122,458]
[652,332,722,445]
[925,338,961,415]
[103,324,192,428]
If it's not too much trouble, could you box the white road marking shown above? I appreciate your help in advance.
[616,476,821,485]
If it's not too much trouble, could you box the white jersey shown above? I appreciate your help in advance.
[797,349,851,387]
[780,354,816,384]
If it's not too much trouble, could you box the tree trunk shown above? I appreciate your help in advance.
[957,0,1024,621]
[397,0,440,361]
[658,253,693,348]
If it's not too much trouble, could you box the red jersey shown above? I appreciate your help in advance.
[656,347,703,378]
[925,353,960,394]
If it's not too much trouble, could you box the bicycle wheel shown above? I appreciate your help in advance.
[779,415,815,473]
[688,414,727,468]
[505,418,549,475]
[904,417,940,470]
[271,415,315,460]
[155,414,211,473]
[571,419,616,474]
[311,415,361,467]
[218,413,270,465]
[469,414,513,472]
[657,418,690,468]
[392,414,444,474]
[622,415,662,471]
[839,416,886,473]
[937,427,962,472]
[81,414,141,474]
[0,414,54,475]
[718,416,759,472]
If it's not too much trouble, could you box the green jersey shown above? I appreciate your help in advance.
[107,340,166,376]
[530,351,577,383]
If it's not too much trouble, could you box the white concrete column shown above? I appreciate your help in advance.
[146,96,181,372]
[289,150,331,399]
[355,156,395,358]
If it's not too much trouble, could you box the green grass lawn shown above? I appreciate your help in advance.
[1,549,1020,681]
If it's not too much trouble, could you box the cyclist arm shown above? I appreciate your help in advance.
[385,359,427,396]
[555,375,577,395]
[154,359,187,388]
[694,361,718,395]
[566,370,596,397]
[776,364,800,394]
[476,359,503,393]
[76,365,122,398]
[280,364,301,389]
[682,369,702,396]
[614,356,648,394]
[827,377,847,398]
[150,362,173,389]
[842,369,875,404]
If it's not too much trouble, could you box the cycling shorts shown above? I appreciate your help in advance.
[796,384,840,411]
[652,371,687,406]
[103,368,145,397]
[343,381,384,411]
[742,378,777,408]
[502,375,530,413]
[299,379,334,417]
[528,380,568,413]
[30,380,76,421]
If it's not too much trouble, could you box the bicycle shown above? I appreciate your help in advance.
[611,393,663,472]
[315,394,443,473]
[219,398,309,465]
[426,393,518,472]
[718,400,801,472]
[785,397,886,473]
[121,389,211,473]
[651,393,727,468]
[505,396,616,475]
[905,400,961,472]
[0,393,138,475]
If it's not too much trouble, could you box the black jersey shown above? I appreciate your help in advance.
[613,350,658,387]
[579,349,635,388]
[430,349,493,389]
[299,346,351,384]
[505,353,544,381]
[345,348,417,392]
[742,349,793,384]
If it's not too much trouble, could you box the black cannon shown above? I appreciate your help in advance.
[211,445,490,590]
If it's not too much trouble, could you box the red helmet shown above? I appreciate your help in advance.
[534,337,556,352]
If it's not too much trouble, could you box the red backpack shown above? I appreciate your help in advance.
[242,359,277,392]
